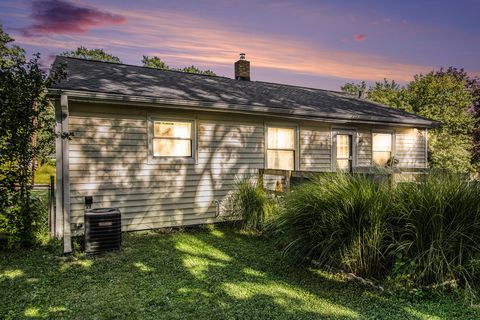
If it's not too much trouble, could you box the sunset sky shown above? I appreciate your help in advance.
[1,0,479,90]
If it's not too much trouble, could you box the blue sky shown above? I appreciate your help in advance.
[1,0,479,90]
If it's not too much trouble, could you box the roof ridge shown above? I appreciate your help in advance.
[54,55,233,80]
[54,56,353,95]
[254,80,345,95]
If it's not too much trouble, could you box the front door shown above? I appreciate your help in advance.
[336,134,353,172]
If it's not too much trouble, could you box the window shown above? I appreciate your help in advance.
[336,134,353,171]
[267,127,295,170]
[372,132,393,166]
[152,120,193,157]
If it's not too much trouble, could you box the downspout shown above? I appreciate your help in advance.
[55,94,72,254]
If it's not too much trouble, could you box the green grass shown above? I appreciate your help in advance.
[1,227,478,319]
[34,162,55,185]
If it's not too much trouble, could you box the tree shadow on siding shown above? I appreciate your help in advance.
[70,112,263,232]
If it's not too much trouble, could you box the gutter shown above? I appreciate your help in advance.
[48,89,440,129]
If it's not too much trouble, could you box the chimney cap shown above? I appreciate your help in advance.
[239,53,246,60]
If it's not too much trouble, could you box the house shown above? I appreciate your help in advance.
[48,54,438,241]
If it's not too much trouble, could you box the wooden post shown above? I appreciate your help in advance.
[60,95,72,254]
[54,99,63,239]
[258,169,264,189]
[285,170,292,192]
[54,95,72,253]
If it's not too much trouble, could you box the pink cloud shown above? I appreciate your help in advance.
[354,34,366,42]
[22,0,126,36]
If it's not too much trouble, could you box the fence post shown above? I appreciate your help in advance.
[285,171,292,192]
[258,169,264,189]
[49,175,55,238]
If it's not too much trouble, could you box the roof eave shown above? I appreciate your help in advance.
[48,88,440,128]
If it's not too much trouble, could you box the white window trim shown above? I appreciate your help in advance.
[331,128,357,172]
[264,122,299,171]
[371,129,395,167]
[147,115,197,164]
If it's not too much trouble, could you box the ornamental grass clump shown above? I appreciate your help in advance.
[272,172,480,293]
[273,173,393,278]
[231,179,281,231]
[392,174,480,288]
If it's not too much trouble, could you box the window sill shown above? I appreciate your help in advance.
[147,156,196,165]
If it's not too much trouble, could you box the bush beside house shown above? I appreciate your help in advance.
[231,173,480,296]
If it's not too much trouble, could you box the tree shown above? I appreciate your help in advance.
[433,67,480,170]
[0,25,25,68]
[0,26,63,248]
[179,65,216,76]
[366,79,412,112]
[61,46,121,63]
[408,71,475,172]
[340,81,366,96]
[142,55,169,69]
[340,70,479,173]
[141,55,216,76]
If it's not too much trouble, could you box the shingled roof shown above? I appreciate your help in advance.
[49,56,438,127]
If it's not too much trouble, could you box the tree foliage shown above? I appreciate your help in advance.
[341,70,479,173]
[0,26,25,68]
[179,65,216,76]
[408,72,475,172]
[61,46,122,63]
[340,81,365,96]
[0,26,63,248]
[142,55,169,69]
[434,67,480,169]
[367,79,412,112]
[142,55,216,76]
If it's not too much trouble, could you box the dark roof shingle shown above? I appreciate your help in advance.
[50,56,438,127]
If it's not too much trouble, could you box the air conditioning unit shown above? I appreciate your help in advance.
[84,208,121,254]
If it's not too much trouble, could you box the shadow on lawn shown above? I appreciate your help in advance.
[0,228,478,319]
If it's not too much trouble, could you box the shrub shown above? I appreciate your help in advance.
[272,172,480,292]
[392,174,480,288]
[273,173,393,277]
[0,190,43,248]
[230,179,280,231]
[0,27,62,249]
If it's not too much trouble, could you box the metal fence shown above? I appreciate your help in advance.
[31,175,55,238]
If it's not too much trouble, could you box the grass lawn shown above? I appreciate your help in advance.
[34,162,55,185]
[1,227,478,319]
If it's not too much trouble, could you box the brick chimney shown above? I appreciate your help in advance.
[234,53,250,81]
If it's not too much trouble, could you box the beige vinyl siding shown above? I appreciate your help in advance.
[299,126,331,171]
[395,128,427,168]
[357,128,372,167]
[68,103,264,232]
[67,102,429,233]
